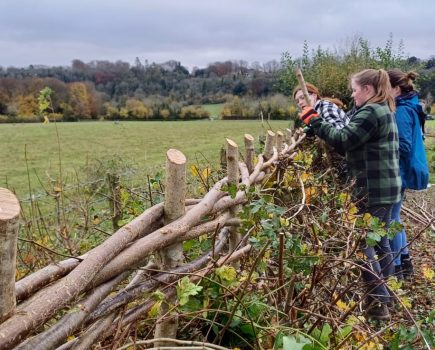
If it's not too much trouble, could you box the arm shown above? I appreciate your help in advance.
[317,100,349,129]
[395,106,413,158]
[310,105,378,152]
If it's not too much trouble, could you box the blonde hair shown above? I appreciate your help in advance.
[351,69,395,111]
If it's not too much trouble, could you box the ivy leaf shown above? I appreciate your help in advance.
[176,277,202,306]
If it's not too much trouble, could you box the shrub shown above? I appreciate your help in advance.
[180,105,210,120]
[221,94,297,121]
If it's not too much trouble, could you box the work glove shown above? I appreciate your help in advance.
[299,107,318,125]
[303,126,315,136]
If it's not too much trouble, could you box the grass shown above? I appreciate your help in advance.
[201,103,225,119]
[425,120,435,183]
[0,119,290,198]
[2,119,433,199]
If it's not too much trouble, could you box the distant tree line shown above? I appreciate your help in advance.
[0,59,282,122]
[0,35,434,122]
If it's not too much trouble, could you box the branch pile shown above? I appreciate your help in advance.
[0,129,306,349]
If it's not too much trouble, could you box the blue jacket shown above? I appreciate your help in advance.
[395,92,429,189]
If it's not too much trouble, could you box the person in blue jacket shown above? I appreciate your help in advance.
[387,69,429,279]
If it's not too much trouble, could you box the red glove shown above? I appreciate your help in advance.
[299,107,319,125]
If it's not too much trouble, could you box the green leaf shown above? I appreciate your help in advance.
[230,308,242,328]
[215,265,237,282]
[152,290,165,301]
[227,183,238,198]
[366,231,382,246]
[338,325,352,339]
[176,277,202,306]
[319,323,332,345]
[239,323,257,337]
[388,221,403,239]
[148,300,162,317]
[283,336,310,350]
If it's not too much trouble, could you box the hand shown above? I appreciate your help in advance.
[299,107,318,125]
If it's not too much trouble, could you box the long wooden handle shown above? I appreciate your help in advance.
[295,68,312,107]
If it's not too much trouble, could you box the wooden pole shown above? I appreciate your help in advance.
[219,146,227,171]
[154,149,186,346]
[106,173,122,231]
[295,67,332,167]
[244,134,255,174]
[226,139,239,186]
[0,188,20,322]
[226,139,242,267]
[263,130,276,161]
[276,131,284,152]
[285,128,293,145]
[295,67,312,107]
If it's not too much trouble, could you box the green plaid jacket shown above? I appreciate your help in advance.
[310,102,401,206]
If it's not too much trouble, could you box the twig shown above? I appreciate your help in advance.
[17,238,83,261]
[116,338,231,350]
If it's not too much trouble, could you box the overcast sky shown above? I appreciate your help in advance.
[0,0,433,70]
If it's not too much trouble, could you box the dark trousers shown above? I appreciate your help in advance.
[359,204,394,303]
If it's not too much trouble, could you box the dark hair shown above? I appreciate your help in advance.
[387,69,418,94]
[351,69,395,111]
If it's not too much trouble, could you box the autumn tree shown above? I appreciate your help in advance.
[68,82,92,119]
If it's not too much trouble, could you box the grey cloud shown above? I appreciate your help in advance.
[0,0,433,68]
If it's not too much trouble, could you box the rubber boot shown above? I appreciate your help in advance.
[363,298,391,321]
[401,254,414,279]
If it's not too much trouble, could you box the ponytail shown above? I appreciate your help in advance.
[388,69,418,94]
[352,69,395,111]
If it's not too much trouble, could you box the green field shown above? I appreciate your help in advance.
[0,120,290,198]
[2,119,433,199]
[202,103,224,119]
[425,120,435,183]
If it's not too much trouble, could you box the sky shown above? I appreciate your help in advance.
[0,0,434,70]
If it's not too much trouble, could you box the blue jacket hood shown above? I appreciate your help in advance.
[394,90,429,190]
[395,91,423,114]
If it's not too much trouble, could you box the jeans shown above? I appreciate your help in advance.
[359,204,394,303]
[389,191,409,266]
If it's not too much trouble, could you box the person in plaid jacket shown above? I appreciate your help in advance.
[293,82,350,129]
[299,69,402,321]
